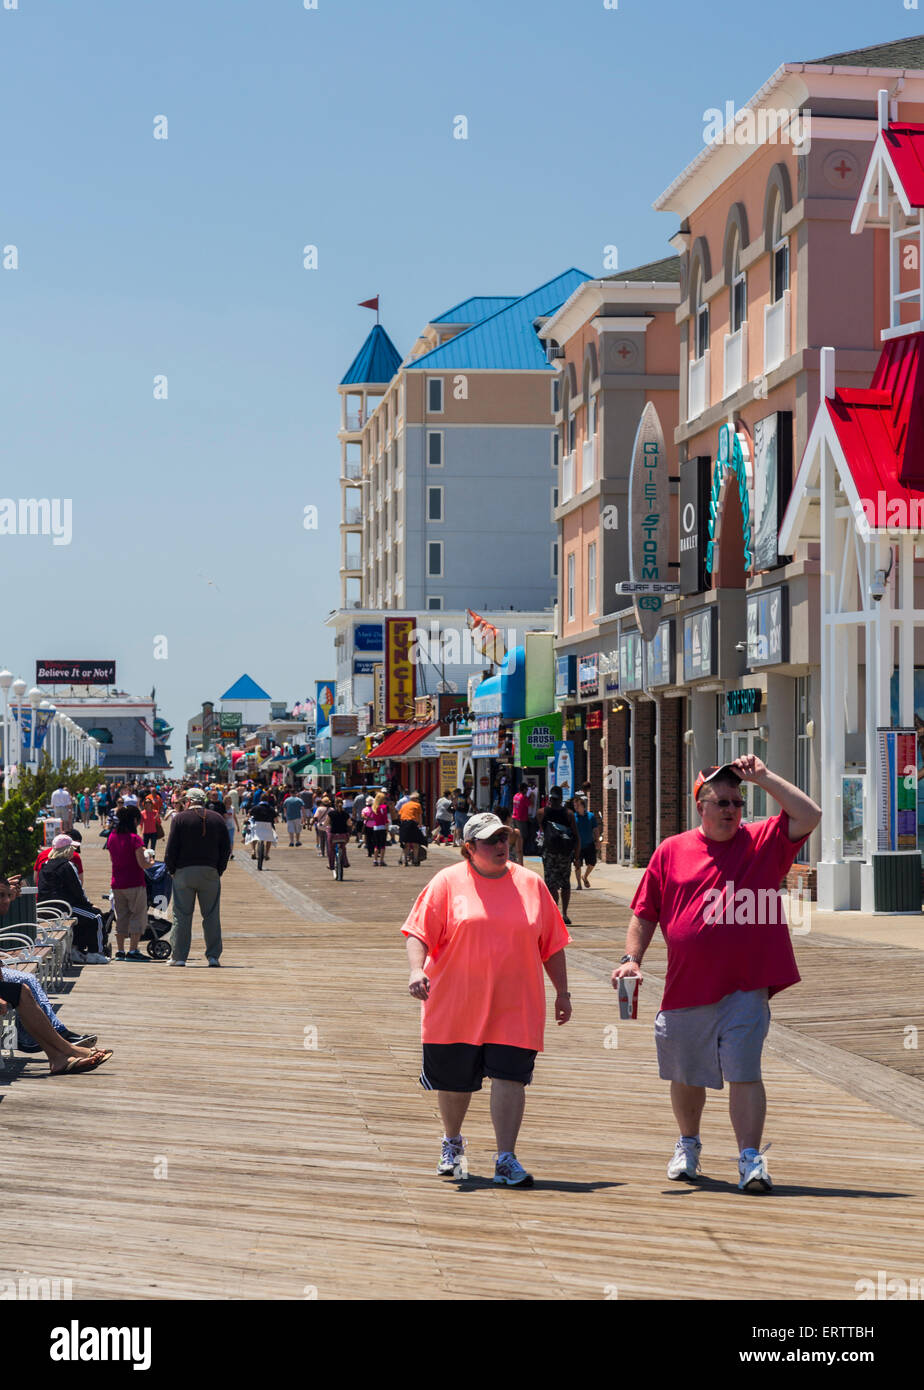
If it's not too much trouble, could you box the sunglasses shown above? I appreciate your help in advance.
[707,797,745,809]
[477,832,510,846]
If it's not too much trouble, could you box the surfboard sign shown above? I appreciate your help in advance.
[627,402,670,641]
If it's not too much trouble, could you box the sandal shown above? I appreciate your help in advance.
[52,1049,113,1076]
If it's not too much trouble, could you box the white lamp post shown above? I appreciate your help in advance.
[0,670,12,801]
[27,688,41,768]
[10,678,27,778]
[40,701,55,769]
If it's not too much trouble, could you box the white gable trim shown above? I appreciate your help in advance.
[852,131,914,233]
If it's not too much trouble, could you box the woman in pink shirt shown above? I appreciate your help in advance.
[368,792,390,867]
[106,806,150,961]
[402,812,571,1187]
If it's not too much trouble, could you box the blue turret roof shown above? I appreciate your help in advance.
[220,674,271,701]
[430,295,518,325]
[340,324,403,386]
[406,269,590,371]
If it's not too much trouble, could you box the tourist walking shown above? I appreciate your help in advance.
[402,812,571,1185]
[140,795,162,850]
[106,806,150,960]
[611,757,821,1193]
[164,788,230,967]
[283,790,306,847]
[50,784,74,833]
[451,788,469,846]
[539,787,578,925]
[368,792,390,866]
[248,796,277,867]
[399,791,424,866]
[326,797,353,873]
[511,783,530,853]
[573,794,602,890]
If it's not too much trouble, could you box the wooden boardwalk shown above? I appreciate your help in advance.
[1,831,922,1300]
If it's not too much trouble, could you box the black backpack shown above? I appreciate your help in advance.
[543,813,575,854]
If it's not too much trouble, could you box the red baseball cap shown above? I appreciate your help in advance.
[692,764,741,801]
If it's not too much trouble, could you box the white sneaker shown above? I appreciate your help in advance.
[437,1136,466,1177]
[83,952,109,964]
[738,1144,772,1192]
[667,1137,702,1181]
[169,958,186,967]
[70,950,87,964]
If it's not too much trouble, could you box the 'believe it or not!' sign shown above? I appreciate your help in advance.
[37,661,116,684]
[627,403,670,640]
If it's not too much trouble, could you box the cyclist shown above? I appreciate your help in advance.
[326,797,353,876]
[249,795,277,868]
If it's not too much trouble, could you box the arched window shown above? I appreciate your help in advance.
[770,194,789,303]
[730,230,747,333]
[693,264,709,360]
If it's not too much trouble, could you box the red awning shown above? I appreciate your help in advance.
[368,724,439,759]
[884,123,924,209]
[828,331,924,500]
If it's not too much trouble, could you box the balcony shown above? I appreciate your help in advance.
[343,555,363,575]
[723,323,748,399]
[342,460,362,481]
[561,451,575,504]
[688,351,710,421]
[763,291,790,374]
[344,411,365,432]
[343,505,362,525]
[581,437,597,492]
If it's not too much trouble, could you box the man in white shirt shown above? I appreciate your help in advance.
[50,786,73,832]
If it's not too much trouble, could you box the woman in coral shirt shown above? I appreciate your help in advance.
[402,812,571,1187]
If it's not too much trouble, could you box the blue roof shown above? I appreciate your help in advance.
[430,296,518,325]
[340,324,403,386]
[220,674,271,701]
[406,270,590,371]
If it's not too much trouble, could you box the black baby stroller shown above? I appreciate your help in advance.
[103,861,174,959]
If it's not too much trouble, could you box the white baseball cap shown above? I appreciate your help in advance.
[462,812,509,842]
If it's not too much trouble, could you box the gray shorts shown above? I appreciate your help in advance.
[655,988,770,1090]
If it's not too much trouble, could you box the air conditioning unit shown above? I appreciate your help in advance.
[548,346,565,360]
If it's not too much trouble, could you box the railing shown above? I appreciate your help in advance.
[343,506,362,525]
[723,322,748,398]
[763,291,790,374]
[581,437,596,491]
[688,351,710,421]
[344,553,363,573]
[344,412,365,431]
[561,451,575,503]
[342,460,362,481]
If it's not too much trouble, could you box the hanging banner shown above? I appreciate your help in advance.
[385,618,416,722]
[753,411,793,572]
[627,402,671,640]
[12,707,54,751]
[706,424,753,576]
[679,456,711,594]
[315,682,336,738]
[373,664,385,728]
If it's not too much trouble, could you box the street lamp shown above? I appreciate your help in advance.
[27,688,41,767]
[10,678,27,782]
[0,671,11,801]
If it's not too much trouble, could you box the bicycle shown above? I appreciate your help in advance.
[257,839,266,871]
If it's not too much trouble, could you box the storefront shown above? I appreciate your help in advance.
[470,647,526,810]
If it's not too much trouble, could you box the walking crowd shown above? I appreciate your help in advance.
[3,756,823,1204]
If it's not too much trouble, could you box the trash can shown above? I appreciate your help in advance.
[872,852,923,913]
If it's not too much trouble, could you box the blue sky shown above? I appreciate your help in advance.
[0,0,917,755]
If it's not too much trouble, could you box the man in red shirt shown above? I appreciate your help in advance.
[612,755,820,1194]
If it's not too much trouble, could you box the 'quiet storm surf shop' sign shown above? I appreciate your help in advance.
[617,403,678,639]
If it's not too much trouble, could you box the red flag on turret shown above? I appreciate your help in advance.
[358,297,379,311]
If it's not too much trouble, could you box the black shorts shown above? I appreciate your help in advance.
[373,827,388,846]
[578,843,597,867]
[420,1042,537,1092]
[0,979,23,1007]
[399,821,421,845]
